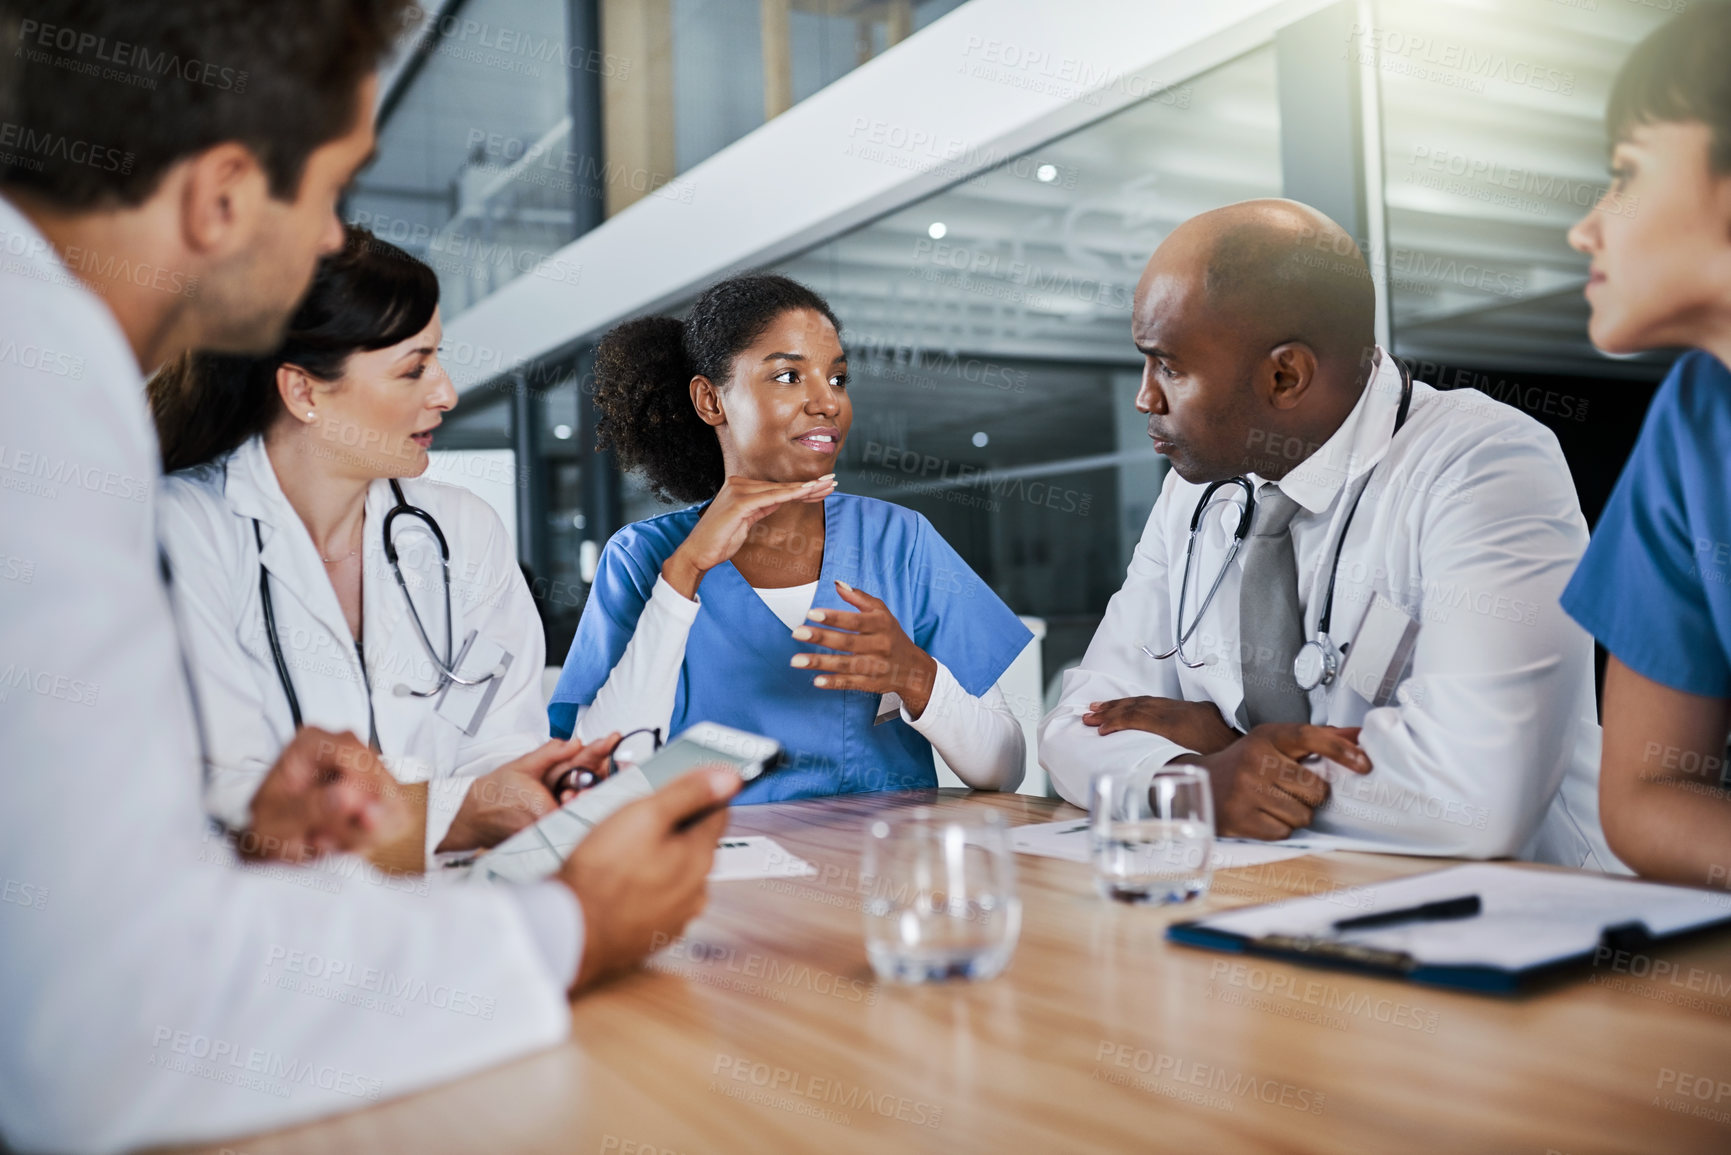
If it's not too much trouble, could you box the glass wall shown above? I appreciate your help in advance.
[423,0,1682,688]
[1368,0,1678,525]
[772,46,1284,675]
[349,0,579,319]
[348,0,974,322]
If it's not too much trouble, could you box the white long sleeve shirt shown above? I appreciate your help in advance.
[1039,349,1622,871]
[575,574,1025,791]
[0,197,578,1155]
[157,434,553,866]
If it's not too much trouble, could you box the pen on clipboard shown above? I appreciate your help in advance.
[1332,894,1481,933]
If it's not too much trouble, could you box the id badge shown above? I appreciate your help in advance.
[874,691,904,726]
[433,629,513,737]
[1338,593,1420,707]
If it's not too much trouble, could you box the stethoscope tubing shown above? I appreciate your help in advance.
[256,479,503,721]
[1145,360,1414,671]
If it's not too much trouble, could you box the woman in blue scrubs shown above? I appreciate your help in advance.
[1560,4,1731,886]
[550,275,1031,802]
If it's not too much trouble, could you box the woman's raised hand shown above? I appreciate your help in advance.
[660,474,835,598]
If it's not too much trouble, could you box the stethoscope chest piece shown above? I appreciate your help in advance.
[1292,633,1341,692]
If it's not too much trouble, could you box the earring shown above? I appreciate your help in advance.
[305,411,316,421]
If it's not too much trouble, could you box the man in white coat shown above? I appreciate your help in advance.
[0,3,735,1152]
[1039,199,1618,869]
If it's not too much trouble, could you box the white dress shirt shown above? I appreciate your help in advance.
[0,196,577,1155]
[576,574,1026,791]
[158,435,555,866]
[1040,349,1621,871]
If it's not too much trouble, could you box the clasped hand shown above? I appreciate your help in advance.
[1083,696,1372,840]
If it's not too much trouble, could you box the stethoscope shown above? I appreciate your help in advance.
[1141,360,1413,693]
[256,479,502,728]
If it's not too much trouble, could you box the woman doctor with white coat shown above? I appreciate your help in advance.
[152,227,607,866]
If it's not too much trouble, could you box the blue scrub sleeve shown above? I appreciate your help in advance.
[1560,353,1731,697]
[907,515,1033,697]
[548,536,660,739]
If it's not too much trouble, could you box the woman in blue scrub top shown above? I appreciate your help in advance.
[549,275,1032,802]
[1559,4,1731,886]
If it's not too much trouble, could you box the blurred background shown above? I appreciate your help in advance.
[346,0,1681,691]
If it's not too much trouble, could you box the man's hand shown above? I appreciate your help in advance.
[559,766,742,994]
[243,727,412,863]
[438,734,622,854]
[1185,724,1371,840]
[1082,696,1239,756]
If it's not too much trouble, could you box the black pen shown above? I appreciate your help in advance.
[1332,894,1481,933]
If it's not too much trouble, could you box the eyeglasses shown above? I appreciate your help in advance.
[548,726,662,803]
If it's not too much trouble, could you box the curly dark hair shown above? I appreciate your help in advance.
[593,274,842,504]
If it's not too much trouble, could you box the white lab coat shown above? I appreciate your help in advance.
[0,196,576,1155]
[1040,349,1622,871]
[159,435,550,863]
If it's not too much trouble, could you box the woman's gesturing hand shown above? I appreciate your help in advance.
[661,474,835,598]
[790,580,940,717]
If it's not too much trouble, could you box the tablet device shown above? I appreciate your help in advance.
[470,723,784,885]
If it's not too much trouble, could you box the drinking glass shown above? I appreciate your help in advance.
[1091,767,1215,904]
[861,808,1021,983]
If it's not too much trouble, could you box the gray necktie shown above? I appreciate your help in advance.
[1237,482,1311,728]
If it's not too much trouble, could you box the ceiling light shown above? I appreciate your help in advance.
[927,221,948,240]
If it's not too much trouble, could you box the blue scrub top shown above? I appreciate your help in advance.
[1561,351,1731,697]
[550,492,1033,803]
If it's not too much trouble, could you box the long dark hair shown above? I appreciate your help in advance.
[148,225,440,473]
[1607,2,1731,172]
[592,274,842,504]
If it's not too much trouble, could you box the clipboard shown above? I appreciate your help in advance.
[1167,863,1731,994]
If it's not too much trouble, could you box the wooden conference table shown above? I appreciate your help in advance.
[169,790,1731,1155]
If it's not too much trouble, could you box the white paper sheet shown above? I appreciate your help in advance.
[1195,862,1731,970]
[710,836,817,882]
[1008,818,1331,870]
